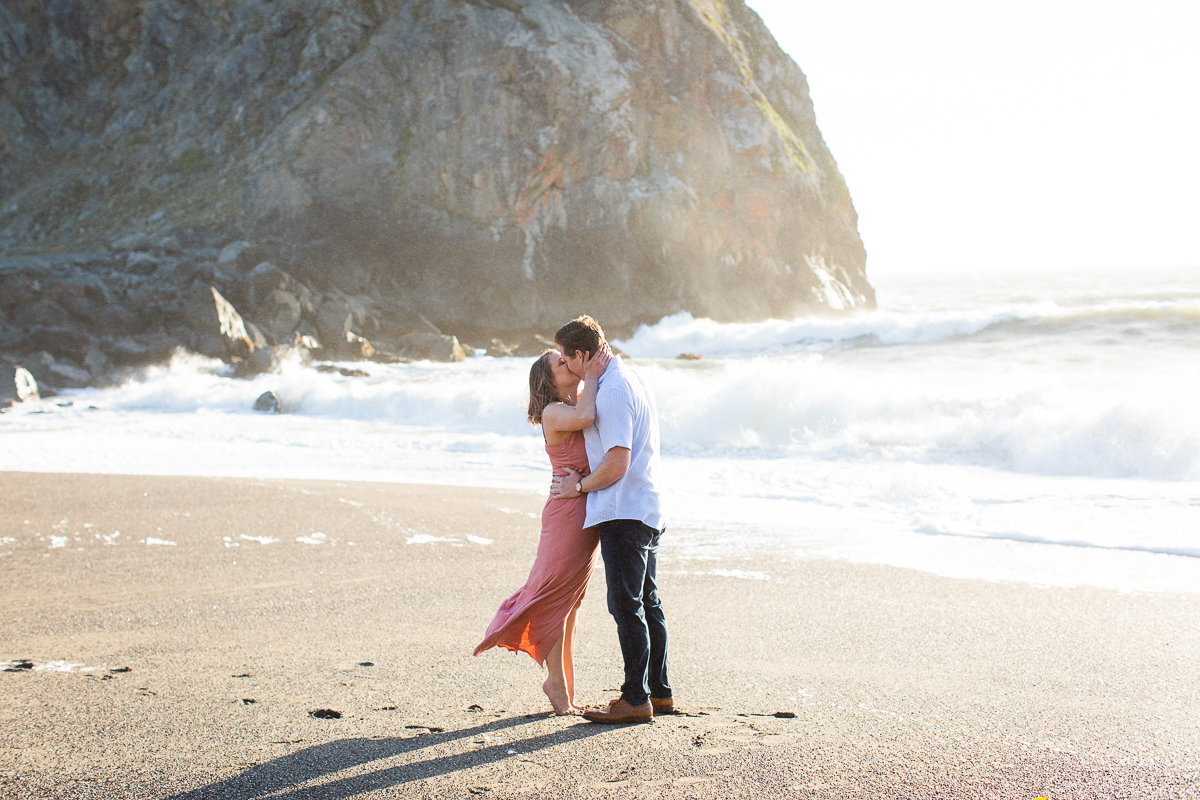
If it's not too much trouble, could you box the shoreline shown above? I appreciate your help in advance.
[2,472,1198,798]
[3,457,1198,598]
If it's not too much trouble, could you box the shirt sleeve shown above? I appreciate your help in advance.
[596,382,634,453]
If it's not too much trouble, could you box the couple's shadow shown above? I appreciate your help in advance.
[166,714,609,799]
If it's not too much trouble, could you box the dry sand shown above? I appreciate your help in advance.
[1,472,1197,799]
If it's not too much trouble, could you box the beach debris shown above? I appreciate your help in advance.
[4,660,34,671]
[310,709,342,719]
[467,704,484,713]
[253,391,280,413]
[241,698,256,705]
[405,724,445,733]
[774,711,796,718]
[676,353,703,360]
[357,661,374,667]
[376,706,398,711]
[109,667,131,674]
[232,673,252,678]
[468,787,493,794]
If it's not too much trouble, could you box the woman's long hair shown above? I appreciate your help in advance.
[527,349,560,425]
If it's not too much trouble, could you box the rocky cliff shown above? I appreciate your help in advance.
[0,0,872,387]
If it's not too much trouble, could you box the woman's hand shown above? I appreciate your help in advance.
[551,467,582,499]
[585,342,612,381]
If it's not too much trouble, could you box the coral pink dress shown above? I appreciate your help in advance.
[474,430,600,665]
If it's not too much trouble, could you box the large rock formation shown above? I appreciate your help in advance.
[0,0,872,383]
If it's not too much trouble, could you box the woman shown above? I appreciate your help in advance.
[473,343,611,714]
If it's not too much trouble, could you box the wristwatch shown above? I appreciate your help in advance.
[575,481,584,494]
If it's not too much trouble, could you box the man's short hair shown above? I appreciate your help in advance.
[554,315,605,359]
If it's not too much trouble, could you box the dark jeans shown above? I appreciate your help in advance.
[597,519,670,707]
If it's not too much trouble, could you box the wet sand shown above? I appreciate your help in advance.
[1,472,1197,799]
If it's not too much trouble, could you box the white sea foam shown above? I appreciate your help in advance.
[1,266,1197,592]
[636,346,1200,481]
[406,534,462,546]
[614,298,1200,358]
[700,568,772,581]
[34,660,95,673]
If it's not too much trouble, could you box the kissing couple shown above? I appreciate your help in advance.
[474,315,673,723]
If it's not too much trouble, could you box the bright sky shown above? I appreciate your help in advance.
[746,0,1200,275]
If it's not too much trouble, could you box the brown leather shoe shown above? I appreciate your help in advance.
[582,698,653,724]
[650,696,675,714]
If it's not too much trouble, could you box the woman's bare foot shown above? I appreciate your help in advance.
[543,678,575,715]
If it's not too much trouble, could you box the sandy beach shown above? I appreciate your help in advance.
[1,472,1197,799]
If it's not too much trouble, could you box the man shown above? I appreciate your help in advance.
[550,315,672,723]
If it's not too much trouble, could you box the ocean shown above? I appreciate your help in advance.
[3,266,1198,593]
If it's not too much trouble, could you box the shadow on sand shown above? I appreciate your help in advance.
[166,714,610,799]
